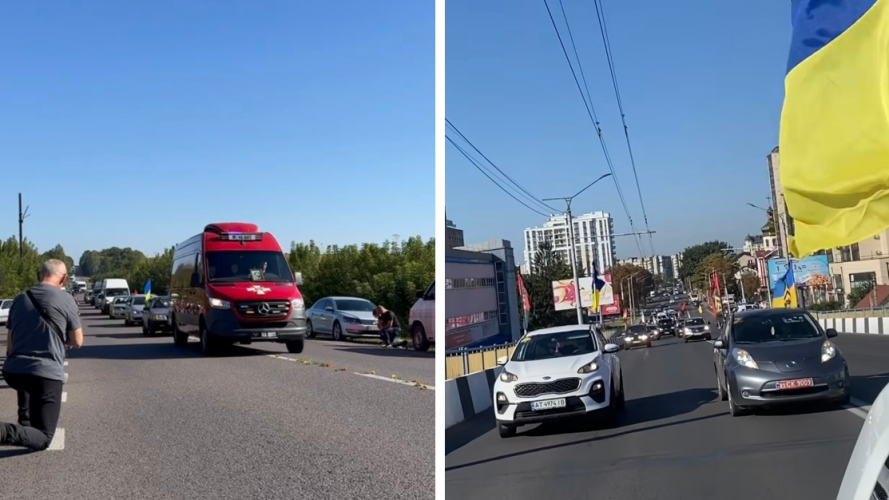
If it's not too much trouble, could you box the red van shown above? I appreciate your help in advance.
[169,222,307,356]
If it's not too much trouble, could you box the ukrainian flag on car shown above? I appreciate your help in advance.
[780,0,889,258]
[771,264,798,309]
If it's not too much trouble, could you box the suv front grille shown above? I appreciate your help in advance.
[514,378,581,398]
[235,301,290,319]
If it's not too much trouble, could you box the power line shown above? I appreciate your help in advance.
[592,0,656,256]
[542,0,645,258]
[446,135,550,217]
[446,119,559,213]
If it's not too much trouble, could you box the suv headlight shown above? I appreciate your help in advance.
[704,325,710,331]
[577,361,599,374]
[822,340,837,363]
[732,348,758,369]
[499,370,518,382]
[209,298,230,309]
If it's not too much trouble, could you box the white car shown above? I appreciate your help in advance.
[0,298,13,325]
[492,324,625,438]
[836,379,889,499]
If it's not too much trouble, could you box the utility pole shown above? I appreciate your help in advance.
[543,173,612,325]
[18,193,30,260]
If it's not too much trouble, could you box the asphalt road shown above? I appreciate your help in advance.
[446,306,883,500]
[0,303,434,500]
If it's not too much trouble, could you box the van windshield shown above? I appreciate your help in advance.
[206,251,293,282]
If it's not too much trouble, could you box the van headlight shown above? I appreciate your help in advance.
[704,325,710,331]
[209,298,230,309]
[291,298,305,310]
[577,361,599,374]
[499,370,518,382]
[732,348,758,369]
[822,340,837,363]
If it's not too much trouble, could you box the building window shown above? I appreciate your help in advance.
[446,310,499,331]
[495,261,508,326]
[445,277,496,289]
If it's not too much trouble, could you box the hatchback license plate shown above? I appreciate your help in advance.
[531,398,566,411]
[776,378,814,390]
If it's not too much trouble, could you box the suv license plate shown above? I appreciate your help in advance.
[258,332,277,338]
[531,398,566,411]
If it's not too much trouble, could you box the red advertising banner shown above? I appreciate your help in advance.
[600,274,621,315]
[517,272,531,312]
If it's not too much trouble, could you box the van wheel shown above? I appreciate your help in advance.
[412,323,430,352]
[286,339,305,354]
[200,321,220,356]
[305,320,315,339]
[332,321,344,341]
[172,319,188,346]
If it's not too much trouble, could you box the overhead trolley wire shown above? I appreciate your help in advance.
[543,0,646,258]
[446,134,551,218]
[447,119,560,213]
[592,0,656,256]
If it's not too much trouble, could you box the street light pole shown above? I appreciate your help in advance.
[543,173,612,325]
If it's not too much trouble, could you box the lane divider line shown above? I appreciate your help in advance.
[47,428,65,450]
[265,354,435,390]
[62,392,67,403]
[844,397,871,420]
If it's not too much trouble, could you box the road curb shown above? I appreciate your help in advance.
[817,317,889,335]
[445,366,501,429]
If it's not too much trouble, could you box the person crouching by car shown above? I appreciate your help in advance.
[373,305,405,348]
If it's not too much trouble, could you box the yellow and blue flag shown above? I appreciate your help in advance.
[144,279,152,302]
[591,262,607,311]
[780,0,889,258]
[771,263,798,309]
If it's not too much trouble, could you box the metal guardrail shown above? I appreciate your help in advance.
[810,306,889,318]
[444,327,625,380]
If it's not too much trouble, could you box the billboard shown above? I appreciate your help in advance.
[552,274,617,313]
[766,256,832,291]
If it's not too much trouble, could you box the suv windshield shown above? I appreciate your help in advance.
[658,319,673,326]
[132,296,146,305]
[686,318,705,326]
[511,329,597,361]
[335,299,375,311]
[731,313,822,343]
[106,288,129,297]
[207,251,293,283]
[626,325,649,334]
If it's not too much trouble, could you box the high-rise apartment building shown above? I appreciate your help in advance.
[523,211,616,275]
[618,255,676,280]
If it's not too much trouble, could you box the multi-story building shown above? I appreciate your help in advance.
[617,255,675,281]
[523,211,616,275]
[445,210,465,249]
[671,253,683,280]
[767,147,792,258]
[445,239,520,350]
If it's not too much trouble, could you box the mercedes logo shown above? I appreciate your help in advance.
[258,303,271,315]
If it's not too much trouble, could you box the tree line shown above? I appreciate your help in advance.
[0,235,434,325]
[678,240,765,302]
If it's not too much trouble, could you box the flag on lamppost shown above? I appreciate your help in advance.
[517,272,530,333]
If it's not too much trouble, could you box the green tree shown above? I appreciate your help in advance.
[288,236,434,323]
[0,236,59,297]
[678,240,732,281]
[848,281,875,308]
[40,244,75,271]
[606,262,654,311]
[131,247,175,295]
[694,252,740,295]
[524,241,574,329]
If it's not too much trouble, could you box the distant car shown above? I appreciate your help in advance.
[680,317,711,342]
[305,296,379,341]
[110,297,130,319]
[409,281,435,351]
[622,324,652,349]
[124,295,147,326]
[0,299,12,325]
[647,324,660,340]
[656,318,676,337]
[713,308,850,416]
[142,296,172,335]
[492,324,624,438]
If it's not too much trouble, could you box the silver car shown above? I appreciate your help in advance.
[124,295,147,326]
[305,296,379,341]
[681,317,712,342]
[713,308,850,417]
[0,298,12,326]
[142,296,172,335]
[110,297,130,319]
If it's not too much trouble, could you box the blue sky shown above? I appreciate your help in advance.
[0,0,433,263]
[446,0,790,262]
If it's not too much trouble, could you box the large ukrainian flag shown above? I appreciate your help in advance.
[771,263,799,309]
[780,0,889,258]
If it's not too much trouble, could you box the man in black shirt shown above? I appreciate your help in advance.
[373,305,405,348]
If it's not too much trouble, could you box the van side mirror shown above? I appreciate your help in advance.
[826,328,838,338]
[190,272,201,288]
[292,271,303,286]
[496,356,507,366]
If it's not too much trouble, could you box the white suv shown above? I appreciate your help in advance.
[493,324,625,438]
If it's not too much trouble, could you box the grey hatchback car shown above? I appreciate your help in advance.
[713,308,850,416]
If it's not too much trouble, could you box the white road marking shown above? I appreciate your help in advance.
[47,428,65,450]
[62,392,67,403]
[265,354,434,389]
[63,361,68,366]
[844,396,871,419]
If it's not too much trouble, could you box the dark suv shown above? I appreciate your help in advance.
[657,318,676,337]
